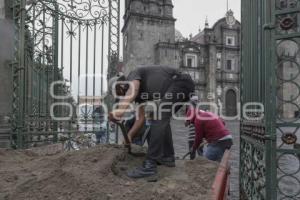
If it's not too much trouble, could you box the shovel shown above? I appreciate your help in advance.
[114,120,132,153]
[114,121,146,157]
[180,141,207,160]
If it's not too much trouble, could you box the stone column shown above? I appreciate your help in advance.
[206,45,217,111]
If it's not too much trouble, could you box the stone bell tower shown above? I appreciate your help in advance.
[122,0,176,74]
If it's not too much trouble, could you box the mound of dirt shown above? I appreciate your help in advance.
[0,145,218,200]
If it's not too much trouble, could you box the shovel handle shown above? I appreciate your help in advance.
[182,141,207,160]
[182,152,191,160]
[113,120,131,153]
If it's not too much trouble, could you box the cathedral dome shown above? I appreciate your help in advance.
[175,29,184,41]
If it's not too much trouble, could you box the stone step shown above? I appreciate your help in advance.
[0,134,10,139]
[0,127,10,131]
[0,128,10,134]
[0,124,10,129]
[0,140,10,148]
[0,125,11,148]
[0,122,10,129]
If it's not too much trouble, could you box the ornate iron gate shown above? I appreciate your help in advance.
[241,0,300,199]
[11,0,120,148]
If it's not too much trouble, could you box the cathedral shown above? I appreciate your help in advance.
[122,0,241,116]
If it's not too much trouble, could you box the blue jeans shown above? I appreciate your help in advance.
[204,139,233,162]
[204,143,225,162]
[95,131,106,144]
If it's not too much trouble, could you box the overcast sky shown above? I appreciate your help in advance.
[173,0,241,37]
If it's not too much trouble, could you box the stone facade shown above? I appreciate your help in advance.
[122,0,241,116]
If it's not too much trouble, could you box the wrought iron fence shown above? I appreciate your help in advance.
[11,0,120,149]
[241,0,300,199]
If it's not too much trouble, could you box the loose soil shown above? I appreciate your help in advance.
[0,145,218,200]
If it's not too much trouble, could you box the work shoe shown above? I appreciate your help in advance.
[156,157,176,167]
[127,159,157,178]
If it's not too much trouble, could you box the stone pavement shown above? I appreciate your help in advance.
[226,121,240,200]
[171,119,240,200]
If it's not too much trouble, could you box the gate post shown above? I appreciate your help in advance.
[0,0,14,148]
[264,0,278,199]
[52,3,59,143]
[108,0,120,79]
[11,0,26,148]
[240,0,277,198]
[241,0,300,199]
[108,0,120,144]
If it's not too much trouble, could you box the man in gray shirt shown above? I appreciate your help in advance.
[109,65,195,178]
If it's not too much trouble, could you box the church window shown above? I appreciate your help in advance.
[226,36,235,46]
[185,54,197,68]
[217,53,222,69]
[187,58,193,67]
[195,72,200,81]
[124,34,128,48]
[226,59,235,71]
[139,31,144,40]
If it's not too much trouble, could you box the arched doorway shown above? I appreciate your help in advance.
[225,89,237,116]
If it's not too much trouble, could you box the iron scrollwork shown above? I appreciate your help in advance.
[240,139,266,199]
[275,0,300,34]
[275,1,300,199]
[12,0,118,147]
[281,132,298,145]
[30,0,109,21]
[279,16,296,30]
[241,121,266,143]
[277,0,298,10]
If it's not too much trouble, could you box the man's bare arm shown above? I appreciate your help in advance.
[128,105,145,141]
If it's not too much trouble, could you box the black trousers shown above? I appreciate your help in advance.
[147,74,195,161]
